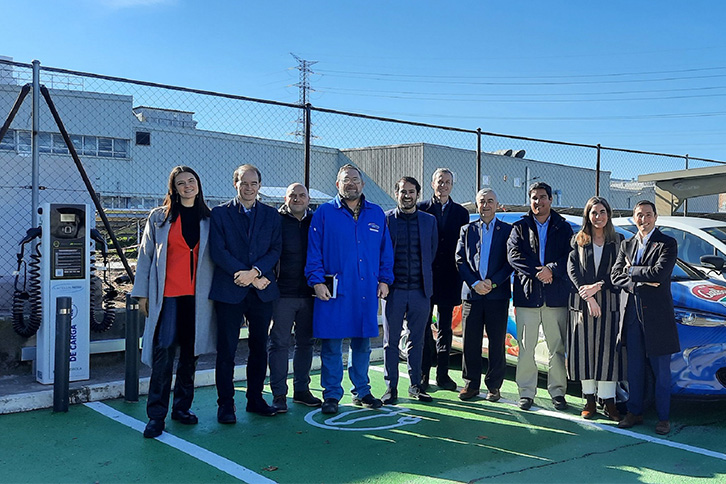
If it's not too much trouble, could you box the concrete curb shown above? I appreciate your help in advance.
[0,348,384,414]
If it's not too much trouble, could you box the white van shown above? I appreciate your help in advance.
[612,216,726,279]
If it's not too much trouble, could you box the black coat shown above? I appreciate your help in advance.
[418,197,470,305]
[456,218,513,302]
[506,210,574,308]
[611,228,680,357]
[277,207,314,298]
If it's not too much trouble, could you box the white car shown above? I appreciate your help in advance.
[612,216,726,280]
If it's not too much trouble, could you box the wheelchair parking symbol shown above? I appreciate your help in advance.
[304,406,422,431]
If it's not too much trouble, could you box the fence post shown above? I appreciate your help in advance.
[125,294,140,402]
[596,144,601,197]
[684,154,689,216]
[304,103,312,189]
[31,60,40,229]
[53,296,72,413]
[476,128,482,193]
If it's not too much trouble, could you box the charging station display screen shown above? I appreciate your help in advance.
[50,206,85,280]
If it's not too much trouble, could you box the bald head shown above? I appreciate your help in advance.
[285,183,309,220]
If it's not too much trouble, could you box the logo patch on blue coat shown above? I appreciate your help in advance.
[368,223,380,232]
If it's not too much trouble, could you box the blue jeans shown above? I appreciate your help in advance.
[320,337,371,401]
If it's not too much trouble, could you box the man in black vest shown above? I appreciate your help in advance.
[269,183,323,413]
[418,168,470,391]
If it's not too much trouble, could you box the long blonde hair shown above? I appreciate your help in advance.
[575,196,617,247]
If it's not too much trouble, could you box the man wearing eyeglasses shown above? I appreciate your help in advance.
[209,164,282,423]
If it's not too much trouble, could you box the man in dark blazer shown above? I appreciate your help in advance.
[209,164,282,423]
[507,181,573,411]
[382,177,438,405]
[611,200,679,435]
[456,189,513,402]
[418,168,470,391]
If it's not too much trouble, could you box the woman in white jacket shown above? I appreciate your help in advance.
[131,166,216,438]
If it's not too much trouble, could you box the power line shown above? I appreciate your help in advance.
[289,53,318,140]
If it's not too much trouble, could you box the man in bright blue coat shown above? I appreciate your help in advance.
[305,164,394,414]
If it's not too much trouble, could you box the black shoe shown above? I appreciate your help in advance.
[321,398,339,414]
[552,395,568,411]
[246,398,278,417]
[485,389,501,402]
[352,393,383,409]
[518,397,534,411]
[272,395,288,413]
[217,405,237,424]
[293,390,323,407]
[170,409,198,425]
[436,376,458,391]
[408,385,433,402]
[143,419,165,438]
[381,388,398,405]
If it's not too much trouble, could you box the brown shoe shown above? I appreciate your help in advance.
[581,394,597,420]
[655,420,671,435]
[485,389,501,402]
[603,398,622,422]
[458,386,480,401]
[617,412,644,429]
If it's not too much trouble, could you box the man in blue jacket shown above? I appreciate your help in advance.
[382,177,438,405]
[305,164,394,415]
[456,189,513,402]
[507,182,573,411]
[209,164,282,423]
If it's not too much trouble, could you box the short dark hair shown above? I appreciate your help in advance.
[395,176,421,194]
[633,199,657,215]
[233,164,261,185]
[337,163,362,180]
[528,181,552,198]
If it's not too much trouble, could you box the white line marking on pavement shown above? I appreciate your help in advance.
[84,401,276,484]
[370,365,726,461]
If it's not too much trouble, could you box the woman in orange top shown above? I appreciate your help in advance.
[132,166,216,438]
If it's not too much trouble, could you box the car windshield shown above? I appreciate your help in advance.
[704,226,726,244]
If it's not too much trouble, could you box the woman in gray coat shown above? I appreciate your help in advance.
[131,166,216,438]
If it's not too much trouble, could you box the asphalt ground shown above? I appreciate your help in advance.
[1,359,726,484]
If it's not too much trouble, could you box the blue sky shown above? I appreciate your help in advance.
[4,0,726,161]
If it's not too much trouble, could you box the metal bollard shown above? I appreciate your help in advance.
[53,296,71,413]
[125,294,140,402]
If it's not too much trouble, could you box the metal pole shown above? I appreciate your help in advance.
[31,60,40,229]
[476,128,482,193]
[304,103,312,189]
[124,294,140,402]
[684,154,689,216]
[596,144,601,197]
[53,296,72,413]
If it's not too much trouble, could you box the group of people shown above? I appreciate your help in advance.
[132,162,680,439]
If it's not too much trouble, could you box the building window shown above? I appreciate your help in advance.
[0,129,15,150]
[38,133,52,153]
[114,139,129,158]
[17,131,31,153]
[83,136,97,156]
[136,131,151,146]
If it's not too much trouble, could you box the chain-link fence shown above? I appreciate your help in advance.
[1,58,725,313]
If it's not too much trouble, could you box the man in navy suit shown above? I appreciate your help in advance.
[418,168,470,391]
[612,200,679,435]
[209,164,282,422]
[382,177,438,405]
[456,189,513,402]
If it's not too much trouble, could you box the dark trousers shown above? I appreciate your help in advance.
[268,297,315,396]
[422,301,455,383]
[215,291,273,408]
[147,296,198,420]
[461,298,509,392]
[383,288,430,390]
[624,300,672,421]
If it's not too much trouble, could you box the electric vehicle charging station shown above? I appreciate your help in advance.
[35,203,92,384]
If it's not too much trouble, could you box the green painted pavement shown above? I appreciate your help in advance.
[2,363,726,483]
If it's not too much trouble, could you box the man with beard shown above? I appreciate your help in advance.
[305,164,394,414]
[268,183,322,413]
[507,181,573,411]
[418,168,470,391]
[381,177,438,405]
